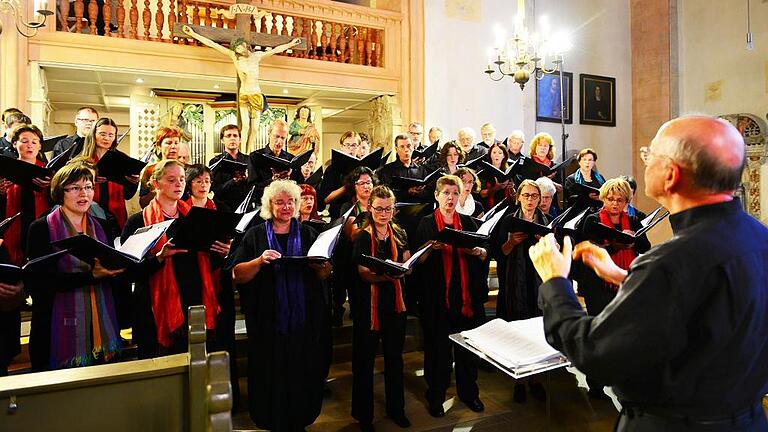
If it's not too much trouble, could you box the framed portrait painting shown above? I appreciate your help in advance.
[536,71,573,124]
[580,74,616,127]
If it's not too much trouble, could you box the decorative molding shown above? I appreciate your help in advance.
[719,113,767,220]
[368,95,393,151]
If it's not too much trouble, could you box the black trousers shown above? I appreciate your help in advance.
[351,312,407,424]
[422,309,483,405]
[615,403,768,432]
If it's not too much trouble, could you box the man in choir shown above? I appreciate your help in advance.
[247,119,292,202]
[506,130,525,163]
[428,126,443,148]
[0,110,29,158]
[231,179,332,432]
[210,124,249,211]
[357,132,371,158]
[529,115,768,430]
[52,106,99,157]
[376,134,427,202]
[415,175,489,417]
[177,142,191,165]
[479,123,500,148]
[407,121,425,151]
[291,151,321,189]
[457,127,487,162]
[318,130,360,219]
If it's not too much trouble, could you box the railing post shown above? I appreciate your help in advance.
[116,1,125,37]
[88,0,98,34]
[129,0,139,39]
[168,0,176,42]
[59,0,71,32]
[142,0,151,40]
[102,0,112,36]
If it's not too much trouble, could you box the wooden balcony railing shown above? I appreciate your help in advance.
[54,0,385,67]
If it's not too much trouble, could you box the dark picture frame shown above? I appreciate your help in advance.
[536,71,573,124]
[580,74,616,127]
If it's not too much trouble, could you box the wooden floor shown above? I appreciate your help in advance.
[232,351,619,432]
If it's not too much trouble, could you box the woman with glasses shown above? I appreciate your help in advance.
[573,178,651,398]
[231,179,332,432]
[496,179,550,403]
[2,125,52,267]
[350,185,411,431]
[318,130,361,219]
[78,118,140,230]
[414,175,489,418]
[26,162,124,371]
[123,160,229,358]
[564,148,606,207]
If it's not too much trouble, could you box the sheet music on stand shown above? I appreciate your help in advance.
[449,317,570,379]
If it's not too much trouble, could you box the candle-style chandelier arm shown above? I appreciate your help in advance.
[0,0,54,38]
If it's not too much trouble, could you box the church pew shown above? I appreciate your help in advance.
[0,305,232,432]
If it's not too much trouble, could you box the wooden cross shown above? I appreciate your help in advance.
[172,0,308,51]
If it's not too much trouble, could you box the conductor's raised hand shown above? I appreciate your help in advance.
[91,258,125,279]
[528,234,572,283]
[258,249,281,265]
[572,241,627,285]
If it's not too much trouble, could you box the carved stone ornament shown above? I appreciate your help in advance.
[719,113,766,219]
[368,96,393,152]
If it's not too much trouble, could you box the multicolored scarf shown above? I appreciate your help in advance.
[366,224,406,330]
[92,153,128,229]
[265,218,305,334]
[598,208,637,292]
[4,160,50,266]
[47,207,121,369]
[433,209,473,318]
[143,198,220,348]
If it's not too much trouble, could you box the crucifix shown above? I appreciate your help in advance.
[176,0,308,152]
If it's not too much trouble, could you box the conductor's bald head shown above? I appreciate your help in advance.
[650,115,745,195]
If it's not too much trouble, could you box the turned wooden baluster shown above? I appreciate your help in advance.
[191,2,200,26]
[289,17,299,57]
[329,23,338,62]
[142,0,151,40]
[74,0,85,33]
[357,28,366,65]
[88,0,99,35]
[301,18,311,59]
[365,28,373,66]
[215,8,224,28]
[280,15,288,36]
[259,13,267,33]
[102,1,111,36]
[168,0,176,42]
[60,0,70,32]
[203,4,212,27]
[309,19,318,59]
[338,26,347,63]
[271,14,277,35]
[116,1,125,37]
[154,0,165,41]
[349,27,358,64]
[129,0,138,39]
[320,22,328,60]
[374,29,382,67]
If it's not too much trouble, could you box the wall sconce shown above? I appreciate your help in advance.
[0,0,54,38]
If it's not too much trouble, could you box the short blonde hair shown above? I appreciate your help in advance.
[530,132,555,160]
[516,179,541,204]
[260,179,301,220]
[151,159,186,183]
[599,178,632,203]
[435,174,463,196]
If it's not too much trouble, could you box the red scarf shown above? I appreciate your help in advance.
[598,208,637,292]
[5,160,50,266]
[185,196,222,295]
[92,153,128,229]
[433,209,473,318]
[366,225,406,330]
[532,155,552,167]
[143,198,220,348]
[483,180,514,208]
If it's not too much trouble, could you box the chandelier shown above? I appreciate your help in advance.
[0,0,54,38]
[484,0,570,89]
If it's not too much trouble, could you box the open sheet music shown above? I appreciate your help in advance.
[460,317,564,370]
[359,244,431,276]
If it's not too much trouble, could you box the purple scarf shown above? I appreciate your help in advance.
[265,218,305,334]
[47,208,121,369]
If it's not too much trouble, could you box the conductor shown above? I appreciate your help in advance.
[529,115,768,431]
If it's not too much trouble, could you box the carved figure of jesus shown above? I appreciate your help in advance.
[182,24,301,151]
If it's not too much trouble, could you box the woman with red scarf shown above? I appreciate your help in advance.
[138,126,182,208]
[350,185,411,431]
[528,132,563,190]
[478,142,515,209]
[414,175,489,418]
[26,162,124,371]
[230,180,332,432]
[78,117,139,230]
[2,125,51,267]
[575,178,650,398]
[122,159,229,358]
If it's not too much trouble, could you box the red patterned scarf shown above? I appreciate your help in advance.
[92,153,128,229]
[366,224,406,330]
[4,160,50,266]
[433,209,473,318]
[532,155,552,167]
[143,198,220,348]
[598,208,637,292]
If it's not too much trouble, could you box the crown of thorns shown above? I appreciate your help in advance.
[230,37,248,51]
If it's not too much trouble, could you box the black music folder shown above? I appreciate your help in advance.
[435,227,489,249]
[250,148,313,173]
[96,150,147,186]
[171,207,241,251]
[479,160,523,182]
[302,219,328,233]
[304,166,323,185]
[331,147,384,175]
[413,142,438,160]
[41,134,68,153]
[394,202,433,218]
[0,249,70,284]
[391,169,442,190]
[459,154,486,170]
[0,155,51,185]
[274,206,355,264]
[359,244,431,276]
[583,206,669,245]
[520,155,574,180]
[209,157,248,178]
[0,212,21,238]
[45,144,76,172]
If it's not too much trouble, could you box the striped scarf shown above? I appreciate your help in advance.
[47,207,121,369]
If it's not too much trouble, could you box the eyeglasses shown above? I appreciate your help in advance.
[344,143,360,149]
[97,132,116,139]
[76,118,96,123]
[63,185,94,194]
[372,206,393,213]
[355,180,373,186]
[520,193,540,200]
[604,197,627,204]
[643,150,674,167]
[272,200,295,208]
